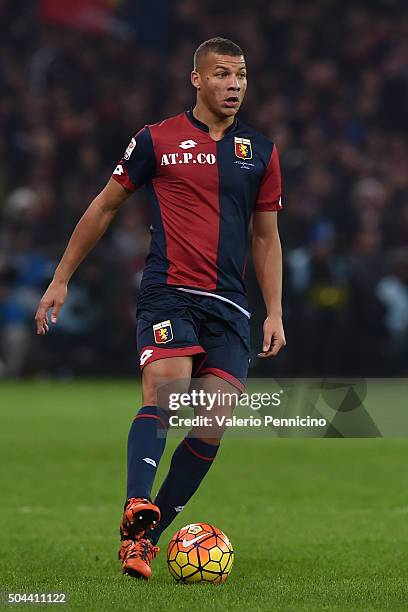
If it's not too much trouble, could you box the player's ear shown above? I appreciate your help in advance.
[191,70,200,90]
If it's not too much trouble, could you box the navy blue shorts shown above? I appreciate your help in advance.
[136,286,250,391]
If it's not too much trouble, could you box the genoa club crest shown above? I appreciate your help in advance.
[153,320,173,344]
[234,137,252,160]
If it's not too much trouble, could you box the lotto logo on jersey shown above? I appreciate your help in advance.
[234,137,252,160]
[161,152,216,166]
[153,320,173,344]
[113,164,124,175]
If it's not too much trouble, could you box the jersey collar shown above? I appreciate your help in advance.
[185,108,238,135]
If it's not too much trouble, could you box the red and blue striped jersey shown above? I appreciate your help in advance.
[112,110,282,315]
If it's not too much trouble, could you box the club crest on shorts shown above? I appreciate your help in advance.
[153,320,173,344]
[234,137,252,160]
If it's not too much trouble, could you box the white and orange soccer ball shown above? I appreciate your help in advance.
[167,522,234,584]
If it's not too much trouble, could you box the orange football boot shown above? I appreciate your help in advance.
[119,537,160,579]
[119,497,161,540]
[119,497,161,579]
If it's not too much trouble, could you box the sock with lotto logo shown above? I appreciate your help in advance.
[145,436,219,544]
[126,406,169,501]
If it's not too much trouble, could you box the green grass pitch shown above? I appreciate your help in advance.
[1,380,407,611]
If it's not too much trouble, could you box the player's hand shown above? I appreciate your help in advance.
[258,315,286,358]
[35,280,68,335]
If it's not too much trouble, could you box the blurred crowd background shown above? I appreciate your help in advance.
[1,0,407,378]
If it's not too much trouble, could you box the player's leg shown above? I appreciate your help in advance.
[145,373,239,546]
[120,296,205,578]
[124,356,192,519]
[146,305,249,545]
[120,355,194,579]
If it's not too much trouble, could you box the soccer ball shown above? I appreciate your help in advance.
[167,522,234,584]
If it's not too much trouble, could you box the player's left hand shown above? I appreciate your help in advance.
[258,315,286,358]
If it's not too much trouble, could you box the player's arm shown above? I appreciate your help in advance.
[253,142,285,358]
[35,126,156,335]
[35,179,130,335]
[252,211,286,357]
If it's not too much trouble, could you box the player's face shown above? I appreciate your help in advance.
[193,53,247,118]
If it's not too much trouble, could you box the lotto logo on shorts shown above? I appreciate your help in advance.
[153,320,173,344]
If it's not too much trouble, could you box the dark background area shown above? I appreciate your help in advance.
[0,0,407,378]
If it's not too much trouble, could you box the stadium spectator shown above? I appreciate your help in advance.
[1,0,407,376]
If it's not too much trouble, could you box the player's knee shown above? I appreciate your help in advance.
[142,357,192,411]
[142,375,170,410]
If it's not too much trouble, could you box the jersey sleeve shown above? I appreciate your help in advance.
[111,127,156,192]
[255,144,283,212]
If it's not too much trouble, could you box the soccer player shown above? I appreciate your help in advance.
[35,37,286,579]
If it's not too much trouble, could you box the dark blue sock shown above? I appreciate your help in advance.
[126,405,169,501]
[146,436,219,544]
